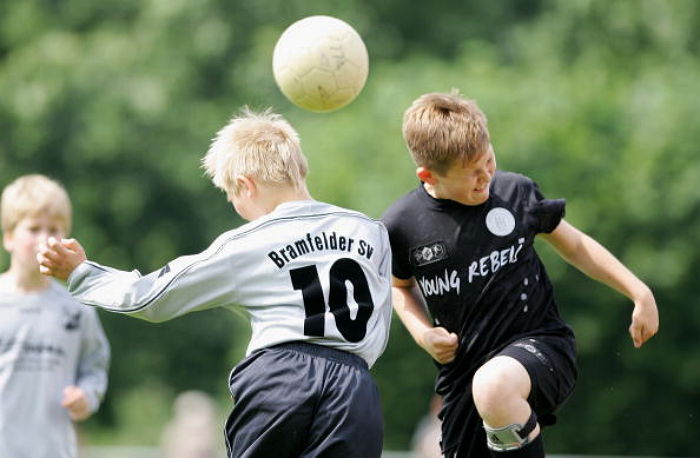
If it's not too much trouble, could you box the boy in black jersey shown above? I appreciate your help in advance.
[382,91,659,458]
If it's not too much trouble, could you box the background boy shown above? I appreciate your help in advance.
[0,174,110,458]
[381,91,658,458]
[38,108,393,458]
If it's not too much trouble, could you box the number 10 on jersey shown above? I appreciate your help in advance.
[290,258,374,343]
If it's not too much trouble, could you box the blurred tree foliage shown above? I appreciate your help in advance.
[1,0,699,454]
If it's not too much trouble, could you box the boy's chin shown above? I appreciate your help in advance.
[22,259,42,272]
[467,191,489,205]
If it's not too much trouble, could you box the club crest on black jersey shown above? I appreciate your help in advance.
[410,241,448,267]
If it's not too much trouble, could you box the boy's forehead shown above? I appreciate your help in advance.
[447,148,491,174]
[16,212,66,227]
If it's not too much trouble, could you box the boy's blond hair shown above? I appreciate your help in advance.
[402,90,491,175]
[1,174,72,235]
[202,108,308,195]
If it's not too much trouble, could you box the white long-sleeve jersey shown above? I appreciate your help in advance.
[67,200,392,367]
[0,280,110,458]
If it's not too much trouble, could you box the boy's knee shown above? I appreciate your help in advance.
[472,357,530,416]
[473,366,510,412]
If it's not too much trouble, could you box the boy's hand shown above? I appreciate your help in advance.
[421,327,459,364]
[37,238,87,281]
[629,290,659,348]
[61,385,91,421]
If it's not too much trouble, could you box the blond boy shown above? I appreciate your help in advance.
[381,91,659,458]
[39,108,393,458]
[0,174,110,458]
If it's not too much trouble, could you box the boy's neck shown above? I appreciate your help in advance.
[423,182,439,199]
[261,185,313,214]
[0,265,50,294]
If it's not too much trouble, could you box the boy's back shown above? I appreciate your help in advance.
[69,199,392,366]
[39,108,394,457]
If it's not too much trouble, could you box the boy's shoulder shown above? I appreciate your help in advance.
[381,173,540,226]
[491,170,540,198]
[493,170,535,187]
[0,279,95,319]
[0,273,12,294]
[0,275,70,300]
[257,200,381,227]
[46,280,95,313]
[382,186,422,219]
[301,200,379,220]
[213,200,383,246]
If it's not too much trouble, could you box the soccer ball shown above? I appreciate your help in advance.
[272,16,369,113]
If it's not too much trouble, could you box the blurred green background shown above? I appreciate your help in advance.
[1,0,699,455]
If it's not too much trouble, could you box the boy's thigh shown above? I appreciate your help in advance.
[225,344,382,458]
[495,336,577,425]
[225,348,313,458]
[302,363,383,458]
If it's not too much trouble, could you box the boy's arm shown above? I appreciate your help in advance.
[392,276,458,364]
[39,237,234,322]
[67,307,110,420]
[61,386,93,421]
[540,220,659,348]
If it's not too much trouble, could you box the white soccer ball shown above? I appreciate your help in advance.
[272,16,369,113]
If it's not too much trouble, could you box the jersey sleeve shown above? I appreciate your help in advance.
[526,179,566,234]
[66,235,236,323]
[376,222,393,282]
[381,206,413,280]
[76,307,110,413]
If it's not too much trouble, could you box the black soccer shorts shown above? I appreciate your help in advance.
[225,341,383,458]
[496,335,578,426]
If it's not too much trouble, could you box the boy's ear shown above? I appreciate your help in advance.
[234,175,257,197]
[416,167,437,185]
[2,232,13,253]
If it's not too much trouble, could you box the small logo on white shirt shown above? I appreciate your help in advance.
[485,207,515,236]
[63,311,81,331]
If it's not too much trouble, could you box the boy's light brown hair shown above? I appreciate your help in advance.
[202,107,308,196]
[1,174,72,234]
[402,90,491,175]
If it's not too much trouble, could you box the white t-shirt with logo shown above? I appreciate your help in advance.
[0,281,110,458]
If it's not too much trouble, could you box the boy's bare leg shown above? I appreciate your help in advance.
[472,356,543,457]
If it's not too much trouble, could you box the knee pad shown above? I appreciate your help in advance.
[483,410,537,452]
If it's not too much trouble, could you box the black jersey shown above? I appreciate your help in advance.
[382,171,576,454]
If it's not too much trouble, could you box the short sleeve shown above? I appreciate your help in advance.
[390,243,412,280]
[527,180,566,234]
[381,207,413,280]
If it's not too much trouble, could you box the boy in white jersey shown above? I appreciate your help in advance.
[0,174,110,458]
[38,108,393,458]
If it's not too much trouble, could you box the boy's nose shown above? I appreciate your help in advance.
[477,169,491,183]
[36,231,52,245]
